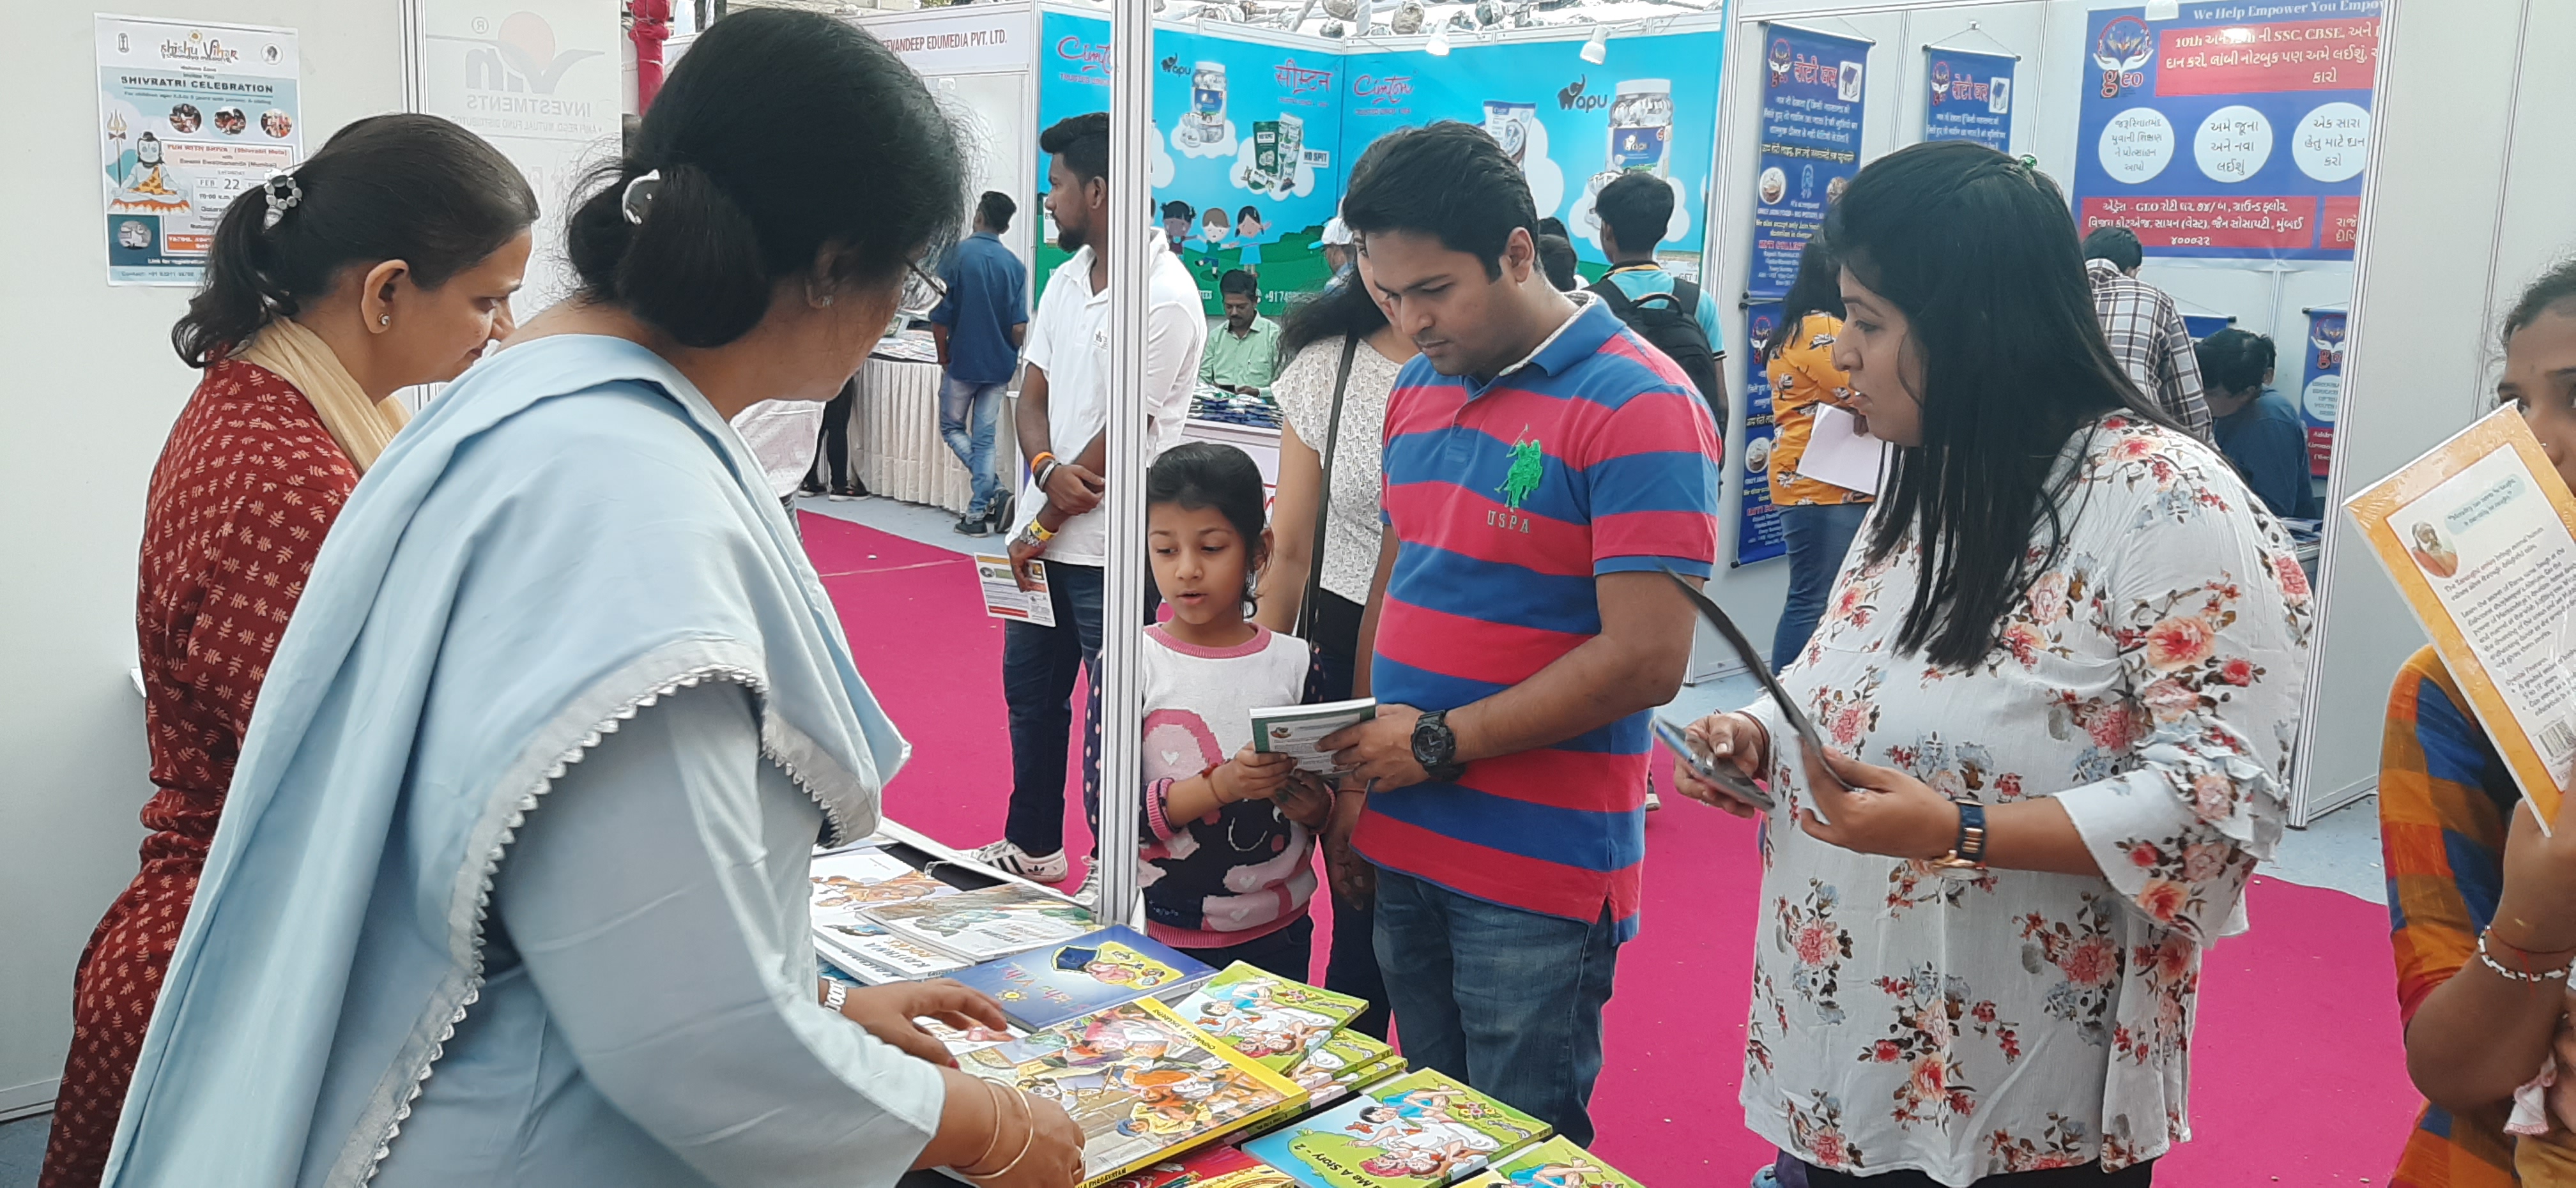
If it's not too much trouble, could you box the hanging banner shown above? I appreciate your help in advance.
[1735,303,1787,567]
[1339,29,1726,276]
[95,16,302,286]
[1749,26,1869,299]
[2301,308,2344,478]
[2072,2,2382,261]
[1036,12,1347,315]
[1921,46,2012,153]
[415,0,624,313]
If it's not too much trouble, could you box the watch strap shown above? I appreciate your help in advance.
[1934,800,1989,869]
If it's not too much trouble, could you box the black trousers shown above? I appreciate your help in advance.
[808,378,856,492]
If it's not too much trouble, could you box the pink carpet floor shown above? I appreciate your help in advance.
[806,512,2420,1186]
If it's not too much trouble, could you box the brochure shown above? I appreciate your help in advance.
[976,552,1057,627]
[1250,698,1377,773]
[866,883,1096,962]
[2347,404,2576,828]
[1794,404,1889,496]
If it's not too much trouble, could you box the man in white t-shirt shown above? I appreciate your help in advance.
[974,111,1206,885]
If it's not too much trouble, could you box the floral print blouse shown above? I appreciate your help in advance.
[1736,415,2313,1184]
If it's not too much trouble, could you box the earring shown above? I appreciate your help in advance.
[821,294,835,307]
[378,314,390,326]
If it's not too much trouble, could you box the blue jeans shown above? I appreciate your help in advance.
[940,375,1008,516]
[1370,868,1621,1146]
[1001,563,1105,857]
[1772,501,1871,671]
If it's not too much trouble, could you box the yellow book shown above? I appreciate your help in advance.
[956,997,1310,1187]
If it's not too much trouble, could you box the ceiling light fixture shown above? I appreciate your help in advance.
[1426,20,1451,54]
[1579,24,1607,65]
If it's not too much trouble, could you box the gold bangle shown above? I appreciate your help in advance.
[960,1078,1009,1173]
[962,1083,1036,1180]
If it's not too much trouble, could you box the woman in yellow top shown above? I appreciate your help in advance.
[1763,234,1874,669]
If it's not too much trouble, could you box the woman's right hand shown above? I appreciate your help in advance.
[1671,711,1770,819]
[2495,793,2576,956]
[970,1090,1085,1188]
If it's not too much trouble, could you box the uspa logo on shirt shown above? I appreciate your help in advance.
[1487,432,1544,533]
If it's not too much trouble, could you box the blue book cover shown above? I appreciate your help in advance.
[946,925,1216,1030]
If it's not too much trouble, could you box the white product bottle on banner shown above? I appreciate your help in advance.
[1607,78,1674,176]
[1190,61,1228,148]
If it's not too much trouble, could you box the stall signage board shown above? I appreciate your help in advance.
[95,15,302,286]
[872,8,1032,76]
[2302,308,2345,478]
[2072,2,2382,261]
[1748,26,1869,299]
[1921,46,2012,153]
[1735,301,1786,567]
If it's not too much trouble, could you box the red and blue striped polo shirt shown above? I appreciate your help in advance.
[1353,296,1722,941]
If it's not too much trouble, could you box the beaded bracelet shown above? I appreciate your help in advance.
[2478,929,2575,983]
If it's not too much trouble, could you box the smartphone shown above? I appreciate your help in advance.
[1652,715,1773,812]
[1659,567,1832,825]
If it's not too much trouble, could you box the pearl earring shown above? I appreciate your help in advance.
[378,315,390,326]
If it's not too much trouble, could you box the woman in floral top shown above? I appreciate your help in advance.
[1675,142,2310,1186]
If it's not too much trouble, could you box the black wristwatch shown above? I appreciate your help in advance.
[1931,800,1989,871]
[1411,710,1468,782]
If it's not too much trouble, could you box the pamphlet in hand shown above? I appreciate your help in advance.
[1659,567,1831,825]
[1795,404,1890,496]
[2347,404,2576,830]
[1250,697,1377,773]
[972,553,1055,628]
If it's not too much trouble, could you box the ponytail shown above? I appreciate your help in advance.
[171,113,537,367]
[569,162,773,349]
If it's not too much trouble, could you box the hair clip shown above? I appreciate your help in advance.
[261,174,302,230]
[621,169,663,225]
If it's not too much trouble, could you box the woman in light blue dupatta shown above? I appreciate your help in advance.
[100,12,1082,1188]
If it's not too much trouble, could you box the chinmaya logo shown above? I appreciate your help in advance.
[1056,34,1112,77]
[1353,73,1412,101]
[160,30,240,64]
[463,12,602,95]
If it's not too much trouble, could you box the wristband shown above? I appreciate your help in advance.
[1034,459,1060,491]
[822,980,848,1014]
[1022,520,1056,544]
[1028,451,1056,481]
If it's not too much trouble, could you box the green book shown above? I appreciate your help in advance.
[1243,1068,1551,1188]
[1475,1137,1646,1187]
[1172,963,1369,1071]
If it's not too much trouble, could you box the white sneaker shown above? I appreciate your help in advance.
[1646,790,1664,811]
[1069,865,1098,909]
[968,839,1071,884]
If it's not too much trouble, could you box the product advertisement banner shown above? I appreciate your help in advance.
[1922,47,2013,153]
[1037,11,1346,314]
[2301,308,2344,478]
[1736,302,1786,567]
[1339,29,1724,273]
[95,16,302,286]
[1749,26,1869,299]
[2072,1,2381,261]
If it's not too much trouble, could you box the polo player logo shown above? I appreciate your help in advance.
[1498,432,1544,511]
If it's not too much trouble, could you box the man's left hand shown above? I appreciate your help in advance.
[1322,704,1431,791]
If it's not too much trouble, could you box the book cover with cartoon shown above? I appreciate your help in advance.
[956,998,1308,1187]
[951,926,1218,1030]
[1480,1138,1643,1188]
[863,882,1094,961]
[1284,1029,1404,1103]
[1173,963,1370,1071]
[1103,1145,1302,1188]
[808,848,960,929]
[1243,1069,1551,1188]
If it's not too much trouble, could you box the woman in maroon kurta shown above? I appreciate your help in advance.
[40,114,534,1188]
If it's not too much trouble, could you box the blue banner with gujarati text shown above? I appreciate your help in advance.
[1735,302,1786,567]
[1750,26,1869,299]
[1922,47,2014,153]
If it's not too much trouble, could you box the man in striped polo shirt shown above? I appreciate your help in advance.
[1321,122,1722,1145]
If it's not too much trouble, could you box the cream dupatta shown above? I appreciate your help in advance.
[236,316,412,473]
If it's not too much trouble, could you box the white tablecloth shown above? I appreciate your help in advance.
[850,356,1006,514]
[730,400,827,499]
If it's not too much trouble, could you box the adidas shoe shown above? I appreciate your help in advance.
[967,839,1070,884]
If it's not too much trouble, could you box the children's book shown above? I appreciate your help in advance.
[809,848,961,929]
[1103,1146,1302,1188]
[1173,963,1370,1071]
[1284,1030,1400,1099]
[1243,1069,1551,1188]
[2347,403,2576,829]
[816,919,967,979]
[949,927,1218,1030]
[866,883,1095,962]
[914,1016,1027,1056]
[953,998,1308,1187]
[1249,698,1377,773]
[1478,1138,1644,1188]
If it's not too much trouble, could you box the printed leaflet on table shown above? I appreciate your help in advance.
[948,926,1218,1030]
[2345,404,2576,828]
[1174,963,1370,1072]
[955,998,1308,1187]
[867,882,1096,962]
[1244,1067,1551,1188]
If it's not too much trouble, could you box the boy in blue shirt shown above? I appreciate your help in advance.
[2197,328,2322,520]
[929,191,1032,535]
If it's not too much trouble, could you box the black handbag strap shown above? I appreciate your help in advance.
[1294,335,1362,641]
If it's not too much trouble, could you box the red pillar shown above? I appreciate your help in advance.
[629,0,671,111]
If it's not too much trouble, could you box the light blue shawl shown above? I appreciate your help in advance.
[102,335,909,1187]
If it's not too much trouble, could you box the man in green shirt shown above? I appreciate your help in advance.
[1199,269,1282,396]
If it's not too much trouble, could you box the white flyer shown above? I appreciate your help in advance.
[1795,404,1890,496]
[95,16,302,286]
[1248,697,1377,774]
[974,554,1055,627]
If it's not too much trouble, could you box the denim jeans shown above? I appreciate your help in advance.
[1000,562,1105,857]
[1772,501,1871,671]
[1370,867,1621,1146]
[939,374,1008,517]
